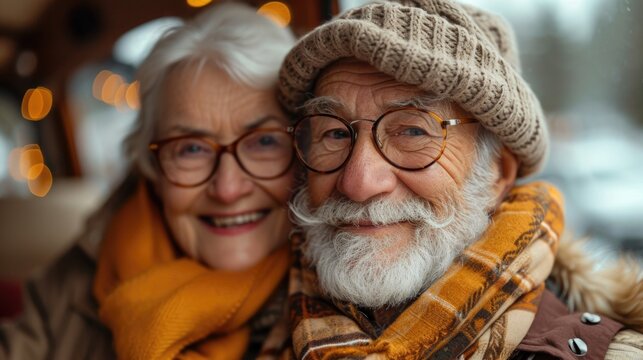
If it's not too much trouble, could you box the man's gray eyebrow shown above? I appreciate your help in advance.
[298,96,345,115]
[385,94,448,110]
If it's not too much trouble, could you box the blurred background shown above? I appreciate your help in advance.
[0,0,641,316]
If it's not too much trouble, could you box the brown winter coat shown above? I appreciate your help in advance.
[0,244,115,360]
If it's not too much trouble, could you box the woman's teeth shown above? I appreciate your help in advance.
[202,211,268,228]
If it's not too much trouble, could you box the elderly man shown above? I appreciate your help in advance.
[271,0,643,359]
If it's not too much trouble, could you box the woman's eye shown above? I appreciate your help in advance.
[183,145,201,153]
[398,127,428,136]
[185,145,202,152]
[243,132,290,153]
[177,143,209,156]
[258,135,278,146]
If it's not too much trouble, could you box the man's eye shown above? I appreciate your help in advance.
[323,129,350,139]
[398,127,428,136]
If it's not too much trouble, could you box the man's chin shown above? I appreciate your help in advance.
[318,263,426,308]
[311,241,431,308]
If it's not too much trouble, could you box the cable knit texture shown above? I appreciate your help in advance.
[278,0,548,177]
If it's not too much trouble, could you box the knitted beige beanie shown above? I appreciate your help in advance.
[278,0,548,177]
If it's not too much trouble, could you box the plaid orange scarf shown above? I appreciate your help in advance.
[278,182,563,360]
[93,182,290,360]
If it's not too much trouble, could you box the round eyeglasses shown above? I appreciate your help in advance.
[149,128,294,187]
[291,107,478,173]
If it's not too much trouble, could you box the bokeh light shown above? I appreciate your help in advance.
[125,81,140,109]
[93,70,140,110]
[101,73,125,105]
[21,87,53,121]
[113,82,128,108]
[18,144,44,180]
[27,165,53,197]
[27,163,45,180]
[92,70,112,99]
[257,2,291,28]
[187,0,212,8]
[7,144,53,197]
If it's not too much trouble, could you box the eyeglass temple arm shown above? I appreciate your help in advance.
[442,118,478,128]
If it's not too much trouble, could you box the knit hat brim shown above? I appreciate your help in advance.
[278,0,548,177]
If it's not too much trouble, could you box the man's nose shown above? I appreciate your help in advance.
[336,129,397,203]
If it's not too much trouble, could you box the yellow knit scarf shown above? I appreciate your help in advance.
[93,182,290,360]
[278,182,564,360]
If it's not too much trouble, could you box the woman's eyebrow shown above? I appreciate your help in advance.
[163,125,213,137]
[165,115,284,135]
[244,115,287,130]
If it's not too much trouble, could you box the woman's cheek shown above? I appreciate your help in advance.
[159,185,202,258]
[163,207,197,256]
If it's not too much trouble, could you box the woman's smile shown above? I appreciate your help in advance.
[198,209,271,235]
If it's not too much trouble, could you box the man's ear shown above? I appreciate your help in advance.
[492,147,518,205]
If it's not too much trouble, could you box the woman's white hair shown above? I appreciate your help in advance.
[124,1,295,179]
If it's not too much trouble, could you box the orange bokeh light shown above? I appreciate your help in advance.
[92,70,112,99]
[257,2,291,28]
[28,165,53,197]
[187,0,212,8]
[27,163,45,180]
[101,73,125,105]
[125,81,141,110]
[21,87,53,121]
[19,144,44,180]
[113,83,128,108]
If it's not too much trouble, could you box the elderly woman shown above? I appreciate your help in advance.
[0,3,295,359]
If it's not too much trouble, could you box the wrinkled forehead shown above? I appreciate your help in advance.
[307,58,467,118]
[316,59,394,87]
[314,58,418,96]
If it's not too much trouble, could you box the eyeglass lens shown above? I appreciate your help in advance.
[293,108,445,172]
[157,130,292,186]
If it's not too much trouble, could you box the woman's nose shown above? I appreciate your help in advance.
[206,153,254,204]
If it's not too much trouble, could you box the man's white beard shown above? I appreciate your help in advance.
[289,160,497,309]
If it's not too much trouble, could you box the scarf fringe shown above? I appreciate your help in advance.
[550,235,643,332]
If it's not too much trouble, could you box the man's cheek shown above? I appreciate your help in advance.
[308,174,337,207]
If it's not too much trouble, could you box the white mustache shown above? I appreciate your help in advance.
[290,191,454,229]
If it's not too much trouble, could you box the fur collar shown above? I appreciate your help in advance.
[550,236,643,332]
